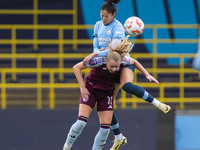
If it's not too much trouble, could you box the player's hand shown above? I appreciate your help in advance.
[83,52,98,64]
[146,74,159,85]
[100,48,106,51]
[80,86,90,102]
[124,56,130,63]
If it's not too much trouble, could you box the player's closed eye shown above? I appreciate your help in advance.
[101,15,108,18]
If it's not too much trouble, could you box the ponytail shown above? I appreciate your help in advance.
[101,0,120,15]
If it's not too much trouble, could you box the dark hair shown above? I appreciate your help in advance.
[101,0,120,15]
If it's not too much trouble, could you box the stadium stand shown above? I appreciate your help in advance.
[0,0,199,111]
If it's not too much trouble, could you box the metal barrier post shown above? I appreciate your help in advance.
[179,55,185,109]
[11,26,17,81]
[50,70,55,109]
[1,71,6,109]
[72,0,78,50]
[59,26,64,81]
[37,56,42,109]
[33,0,38,51]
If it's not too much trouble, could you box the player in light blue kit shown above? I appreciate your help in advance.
[83,0,171,149]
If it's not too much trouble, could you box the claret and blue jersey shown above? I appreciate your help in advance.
[86,57,132,68]
[85,57,132,91]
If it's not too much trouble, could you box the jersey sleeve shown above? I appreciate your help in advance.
[93,21,100,38]
[86,57,105,68]
[121,57,132,66]
[93,21,101,52]
[93,37,100,52]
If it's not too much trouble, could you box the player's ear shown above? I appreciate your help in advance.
[105,56,110,64]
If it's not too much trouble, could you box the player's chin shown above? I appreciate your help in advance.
[103,21,108,25]
[108,70,115,73]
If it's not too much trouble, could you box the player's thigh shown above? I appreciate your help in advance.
[98,110,113,125]
[78,104,93,118]
[120,67,134,86]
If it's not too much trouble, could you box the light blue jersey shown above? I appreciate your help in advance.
[93,18,131,58]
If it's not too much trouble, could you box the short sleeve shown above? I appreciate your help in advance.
[93,21,100,38]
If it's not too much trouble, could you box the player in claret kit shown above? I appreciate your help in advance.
[63,38,159,150]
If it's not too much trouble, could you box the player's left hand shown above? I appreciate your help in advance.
[146,75,159,85]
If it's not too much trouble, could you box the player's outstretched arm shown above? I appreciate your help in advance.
[130,58,159,85]
[73,62,90,101]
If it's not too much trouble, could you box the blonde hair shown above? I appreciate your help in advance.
[106,35,134,58]
[106,51,121,62]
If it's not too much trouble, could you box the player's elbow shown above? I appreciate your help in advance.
[73,63,78,71]
[73,62,86,71]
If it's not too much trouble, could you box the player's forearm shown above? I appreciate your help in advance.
[97,50,109,57]
[132,59,150,77]
[73,62,87,87]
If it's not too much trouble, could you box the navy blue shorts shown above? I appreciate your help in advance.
[114,65,135,84]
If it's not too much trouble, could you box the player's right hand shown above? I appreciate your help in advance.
[100,48,105,51]
[80,86,90,102]
[83,52,98,64]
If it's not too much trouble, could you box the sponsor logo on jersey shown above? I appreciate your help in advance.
[115,31,121,34]
[102,67,107,70]
[88,82,93,85]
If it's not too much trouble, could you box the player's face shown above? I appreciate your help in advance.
[106,59,121,73]
[100,10,115,25]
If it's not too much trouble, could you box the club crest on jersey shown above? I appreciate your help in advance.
[107,30,111,35]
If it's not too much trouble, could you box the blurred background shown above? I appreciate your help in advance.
[0,0,199,150]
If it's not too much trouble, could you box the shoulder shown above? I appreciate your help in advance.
[94,21,103,34]
[113,19,124,29]
[112,19,125,39]
[94,21,102,28]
